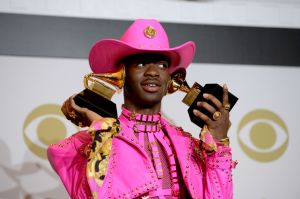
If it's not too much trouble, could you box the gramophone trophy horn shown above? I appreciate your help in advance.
[168,70,238,128]
[74,65,125,119]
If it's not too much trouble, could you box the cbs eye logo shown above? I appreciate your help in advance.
[237,109,288,162]
[23,104,79,159]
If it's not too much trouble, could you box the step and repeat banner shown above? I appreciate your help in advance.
[0,55,299,199]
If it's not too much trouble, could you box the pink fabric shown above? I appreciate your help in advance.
[88,19,196,74]
[48,116,235,198]
[47,131,92,198]
[119,108,182,198]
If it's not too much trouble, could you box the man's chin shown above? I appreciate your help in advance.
[140,95,164,106]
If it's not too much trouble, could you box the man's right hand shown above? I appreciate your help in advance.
[61,95,103,127]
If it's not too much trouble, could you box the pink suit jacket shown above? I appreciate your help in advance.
[48,118,234,199]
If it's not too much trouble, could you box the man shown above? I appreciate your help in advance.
[48,19,235,198]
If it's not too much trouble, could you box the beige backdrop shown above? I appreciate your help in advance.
[0,55,299,198]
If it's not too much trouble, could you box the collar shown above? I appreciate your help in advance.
[120,106,161,133]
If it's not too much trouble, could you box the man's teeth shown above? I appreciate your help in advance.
[147,84,157,87]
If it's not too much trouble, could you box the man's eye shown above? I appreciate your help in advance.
[137,63,145,68]
[157,62,168,69]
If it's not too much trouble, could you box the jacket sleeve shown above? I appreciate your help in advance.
[47,130,93,198]
[198,127,237,199]
[203,145,236,199]
[47,118,118,199]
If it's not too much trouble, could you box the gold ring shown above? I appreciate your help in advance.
[224,104,230,111]
[213,111,222,121]
[69,110,77,119]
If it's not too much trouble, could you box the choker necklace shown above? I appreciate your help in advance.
[121,107,162,133]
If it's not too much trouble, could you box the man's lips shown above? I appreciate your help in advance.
[141,79,161,93]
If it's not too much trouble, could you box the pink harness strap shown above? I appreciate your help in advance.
[154,132,180,195]
[148,133,164,179]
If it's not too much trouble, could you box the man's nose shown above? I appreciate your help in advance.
[144,63,159,77]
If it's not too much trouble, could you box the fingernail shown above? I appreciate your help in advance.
[203,93,208,98]
[193,109,198,115]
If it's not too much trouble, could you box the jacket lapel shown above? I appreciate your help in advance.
[161,119,193,181]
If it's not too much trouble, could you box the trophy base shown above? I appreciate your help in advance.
[187,84,238,128]
[74,89,118,118]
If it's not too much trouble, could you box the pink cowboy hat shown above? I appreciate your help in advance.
[89,19,196,74]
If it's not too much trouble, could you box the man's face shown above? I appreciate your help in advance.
[123,53,171,108]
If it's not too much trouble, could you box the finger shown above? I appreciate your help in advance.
[70,95,85,114]
[193,109,212,125]
[71,95,101,120]
[61,100,68,115]
[223,84,229,110]
[65,97,73,115]
[197,101,216,115]
[203,93,223,110]
[62,98,73,119]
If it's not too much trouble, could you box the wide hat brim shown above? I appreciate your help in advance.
[89,39,196,74]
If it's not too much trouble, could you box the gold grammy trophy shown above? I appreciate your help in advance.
[74,66,125,118]
[168,71,238,128]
